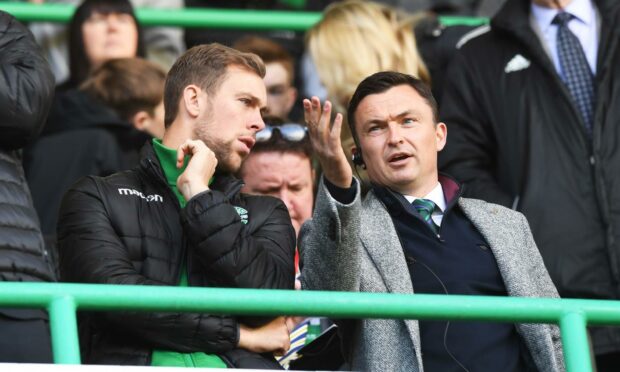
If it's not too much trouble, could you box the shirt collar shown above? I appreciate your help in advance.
[403,182,446,213]
[531,0,595,32]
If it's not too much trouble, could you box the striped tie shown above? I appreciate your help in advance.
[412,198,439,234]
[553,11,596,136]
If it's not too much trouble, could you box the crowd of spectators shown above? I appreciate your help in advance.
[1,0,619,370]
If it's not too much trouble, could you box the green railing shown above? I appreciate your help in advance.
[1,282,620,371]
[0,2,488,29]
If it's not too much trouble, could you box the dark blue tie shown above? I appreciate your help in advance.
[412,198,439,234]
[552,12,595,136]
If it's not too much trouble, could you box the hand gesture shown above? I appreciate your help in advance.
[176,139,217,201]
[238,316,291,356]
[303,97,352,188]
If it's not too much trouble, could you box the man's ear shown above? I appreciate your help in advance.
[182,84,203,118]
[436,122,448,151]
[131,111,150,132]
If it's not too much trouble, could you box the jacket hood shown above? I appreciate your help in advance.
[42,89,129,136]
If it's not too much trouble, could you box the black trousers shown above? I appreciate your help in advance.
[0,311,53,363]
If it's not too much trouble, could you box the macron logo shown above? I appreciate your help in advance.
[504,54,530,73]
[118,188,163,203]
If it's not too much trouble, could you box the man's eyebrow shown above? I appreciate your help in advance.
[361,110,418,127]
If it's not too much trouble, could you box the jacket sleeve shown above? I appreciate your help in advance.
[438,49,513,207]
[299,177,363,293]
[181,189,295,292]
[516,212,565,372]
[0,11,54,150]
[57,177,239,353]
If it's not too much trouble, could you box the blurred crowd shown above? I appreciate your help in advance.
[1,0,620,370]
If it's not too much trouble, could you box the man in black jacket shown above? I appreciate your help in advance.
[57,43,296,368]
[0,11,57,362]
[439,0,620,369]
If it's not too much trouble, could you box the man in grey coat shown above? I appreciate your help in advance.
[299,71,564,372]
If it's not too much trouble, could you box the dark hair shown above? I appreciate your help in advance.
[79,58,166,121]
[164,43,266,127]
[66,0,145,89]
[347,71,438,148]
[233,35,295,85]
[251,116,313,159]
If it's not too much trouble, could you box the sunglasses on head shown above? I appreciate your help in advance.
[256,124,308,143]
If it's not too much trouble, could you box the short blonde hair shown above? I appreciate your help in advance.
[307,0,430,113]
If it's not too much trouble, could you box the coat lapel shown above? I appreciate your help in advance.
[458,198,560,371]
[360,191,424,369]
[458,198,527,297]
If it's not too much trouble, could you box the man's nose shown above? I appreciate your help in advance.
[250,109,265,132]
[278,190,295,216]
[387,123,404,145]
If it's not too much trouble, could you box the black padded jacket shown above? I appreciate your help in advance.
[0,10,57,310]
[57,143,296,366]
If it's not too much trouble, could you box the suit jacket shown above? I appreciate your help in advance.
[300,178,565,372]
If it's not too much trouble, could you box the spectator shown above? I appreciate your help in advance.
[234,36,298,120]
[80,57,166,139]
[25,57,166,241]
[300,72,564,371]
[29,0,184,86]
[63,0,145,91]
[239,116,313,239]
[439,0,620,369]
[305,0,429,160]
[0,11,57,363]
[57,43,295,368]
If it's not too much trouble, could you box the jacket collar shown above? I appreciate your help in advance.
[371,173,464,220]
[139,141,244,198]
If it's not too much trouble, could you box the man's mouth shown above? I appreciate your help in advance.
[238,137,256,152]
[387,152,411,163]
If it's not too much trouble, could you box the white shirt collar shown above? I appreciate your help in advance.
[531,0,595,33]
[403,182,446,213]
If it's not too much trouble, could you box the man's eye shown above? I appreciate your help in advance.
[268,87,286,96]
[240,98,251,105]
[403,118,415,125]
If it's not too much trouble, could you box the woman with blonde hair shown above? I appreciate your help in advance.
[306,0,431,152]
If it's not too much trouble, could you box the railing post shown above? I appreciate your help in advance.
[48,296,81,364]
[560,311,592,372]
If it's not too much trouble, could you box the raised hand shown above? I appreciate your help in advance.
[303,97,352,188]
[176,139,218,201]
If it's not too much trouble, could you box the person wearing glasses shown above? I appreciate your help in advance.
[239,116,313,241]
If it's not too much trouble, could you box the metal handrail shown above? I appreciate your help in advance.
[0,2,488,29]
[1,282,619,371]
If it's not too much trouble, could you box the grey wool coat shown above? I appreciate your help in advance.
[299,178,565,372]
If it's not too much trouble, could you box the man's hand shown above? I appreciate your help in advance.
[176,139,217,201]
[303,97,353,189]
[238,316,291,356]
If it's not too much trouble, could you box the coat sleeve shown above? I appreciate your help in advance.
[0,11,54,150]
[299,177,363,293]
[439,48,513,207]
[181,189,295,291]
[516,212,565,372]
[57,177,239,353]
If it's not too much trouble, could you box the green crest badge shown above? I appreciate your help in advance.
[234,206,249,224]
